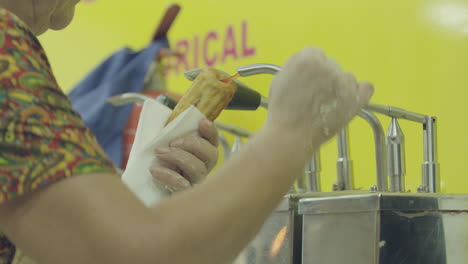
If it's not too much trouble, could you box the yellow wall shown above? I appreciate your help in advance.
[40,0,468,193]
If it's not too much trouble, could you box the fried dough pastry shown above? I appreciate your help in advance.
[165,67,237,125]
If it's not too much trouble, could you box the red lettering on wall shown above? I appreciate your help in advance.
[242,21,256,57]
[203,32,218,66]
[222,25,238,63]
[166,21,257,76]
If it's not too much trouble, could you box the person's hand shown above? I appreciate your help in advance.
[265,47,374,149]
[150,119,219,193]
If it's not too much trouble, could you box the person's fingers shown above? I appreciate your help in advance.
[156,147,208,184]
[150,166,191,193]
[198,119,219,147]
[170,135,219,171]
[356,82,374,107]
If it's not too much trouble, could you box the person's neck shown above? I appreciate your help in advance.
[0,2,44,36]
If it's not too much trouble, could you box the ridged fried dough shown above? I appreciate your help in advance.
[165,68,237,125]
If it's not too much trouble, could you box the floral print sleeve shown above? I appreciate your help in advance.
[0,8,116,263]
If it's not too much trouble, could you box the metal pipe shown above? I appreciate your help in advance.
[386,118,406,192]
[365,104,427,124]
[218,133,231,161]
[234,64,429,127]
[358,109,388,192]
[107,93,149,106]
[422,116,439,193]
[236,63,282,76]
[305,152,321,192]
[295,175,308,193]
[260,96,269,109]
[231,136,243,153]
[336,128,354,190]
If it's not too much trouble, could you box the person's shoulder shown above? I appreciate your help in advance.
[0,8,53,85]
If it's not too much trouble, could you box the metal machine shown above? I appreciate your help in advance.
[111,63,464,264]
[228,64,467,264]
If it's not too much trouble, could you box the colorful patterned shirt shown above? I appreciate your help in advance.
[0,8,116,263]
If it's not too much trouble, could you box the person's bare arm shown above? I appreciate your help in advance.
[0,127,310,264]
[0,47,373,264]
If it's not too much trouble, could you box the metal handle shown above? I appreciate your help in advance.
[336,128,354,190]
[359,109,388,192]
[307,152,322,192]
[193,63,440,194]
[236,63,282,76]
[366,104,426,124]
[218,133,231,161]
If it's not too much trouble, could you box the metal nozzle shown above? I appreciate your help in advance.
[386,118,406,192]
[233,63,281,109]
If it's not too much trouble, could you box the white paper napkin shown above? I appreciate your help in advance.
[122,99,205,207]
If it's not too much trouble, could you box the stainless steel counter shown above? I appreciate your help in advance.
[233,192,468,264]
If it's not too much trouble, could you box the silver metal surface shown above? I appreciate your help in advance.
[299,192,468,213]
[233,196,295,264]
[233,211,293,264]
[260,96,269,109]
[386,118,406,192]
[299,192,468,264]
[232,65,429,128]
[218,133,231,160]
[235,192,468,264]
[306,153,321,192]
[366,103,427,123]
[107,92,150,106]
[302,210,379,264]
[358,109,388,192]
[297,153,321,193]
[417,185,425,193]
[231,136,243,153]
[336,128,353,190]
[295,174,308,193]
[236,63,282,76]
[299,193,379,214]
[422,116,439,193]
[155,94,177,109]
